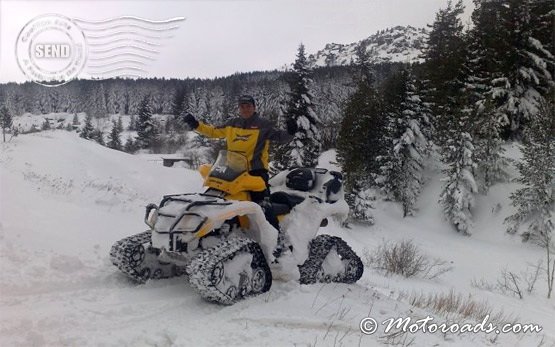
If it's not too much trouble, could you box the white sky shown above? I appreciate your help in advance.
[0,0,474,83]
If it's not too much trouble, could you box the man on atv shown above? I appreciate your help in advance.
[183,95,296,234]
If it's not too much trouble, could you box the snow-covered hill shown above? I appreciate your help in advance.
[1,132,553,346]
[308,26,427,68]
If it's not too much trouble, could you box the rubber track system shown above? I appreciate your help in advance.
[110,231,179,283]
[298,234,364,285]
[186,237,272,305]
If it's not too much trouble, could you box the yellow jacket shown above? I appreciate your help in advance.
[195,113,292,171]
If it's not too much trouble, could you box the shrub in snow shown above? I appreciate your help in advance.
[365,240,452,279]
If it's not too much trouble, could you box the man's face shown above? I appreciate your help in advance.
[238,103,255,119]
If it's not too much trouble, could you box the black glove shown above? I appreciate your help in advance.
[183,113,199,130]
[286,118,297,135]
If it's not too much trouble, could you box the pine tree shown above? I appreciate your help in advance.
[438,107,478,235]
[91,128,105,146]
[505,96,554,244]
[471,97,510,192]
[336,43,385,222]
[423,0,478,232]
[499,0,554,138]
[462,9,510,193]
[275,44,321,169]
[124,135,138,153]
[41,119,51,131]
[72,113,79,126]
[80,113,94,139]
[422,0,467,147]
[381,69,431,216]
[88,83,108,118]
[117,116,123,134]
[135,95,158,150]
[0,105,12,142]
[171,86,187,116]
[469,0,555,138]
[128,114,137,131]
[108,120,122,150]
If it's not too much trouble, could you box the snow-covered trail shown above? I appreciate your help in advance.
[1,132,553,346]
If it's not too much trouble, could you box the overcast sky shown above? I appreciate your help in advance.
[0,0,474,83]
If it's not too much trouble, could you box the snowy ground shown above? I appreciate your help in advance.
[1,131,553,347]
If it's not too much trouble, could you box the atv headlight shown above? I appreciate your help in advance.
[172,213,206,233]
[144,204,159,229]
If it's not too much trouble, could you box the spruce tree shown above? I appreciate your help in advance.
[381,69,431,216]
[80,113,94,139]
[128,115,137,131]
[171,86,187,116]
[424,0,478,233]
[117,116,123,134]
[124,135,138,153]
[422,0,466,147]
[41,119,51,131]
[91,128,105,146]
[275,44,321,169]
[135,95,158,150]
[438,114,478,235]
[0,105,12,142]
[108,120,122,150]
[505,96,554,244]
[471,97,510,192]
[472,0,555,138]
[336,43,385,222]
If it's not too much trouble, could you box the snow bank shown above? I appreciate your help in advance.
[1,134,553,347]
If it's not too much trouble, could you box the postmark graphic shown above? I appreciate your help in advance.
[16,14,87,87]
[16,14,185,86]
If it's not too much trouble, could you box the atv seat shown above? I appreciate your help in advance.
[270,191,305,215]
[272,202,292,216]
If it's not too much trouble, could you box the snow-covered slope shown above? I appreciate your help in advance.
[1,133,553,346]
[308,26,427,68]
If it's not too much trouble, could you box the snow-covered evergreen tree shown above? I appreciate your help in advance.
[499,0,554,138]
[468,0,555,138]
[422,0,466,147]
[471,97,510,192]
[438,111,478,235]
[72,113,80,126]
[186,88,210,121]
[91,128,105,146]
[505,96,554,244]
[41,119,51,131]
[124,135,138,153]
[0,105,12,142]
[275,44,321,169]
[345,186,375,224]
[128,115,137,131]
[135,96,158,150]
[382,69,431,216]
[336,43,385,222]
[80,113,94,140]
[108,120,122,150]
[88,83,108,118]
[116,116,123,134]
[171,87,187,116]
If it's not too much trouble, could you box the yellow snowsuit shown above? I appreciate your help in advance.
[195,113,292,171]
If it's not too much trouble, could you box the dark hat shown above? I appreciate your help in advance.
[238,95,255,106]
